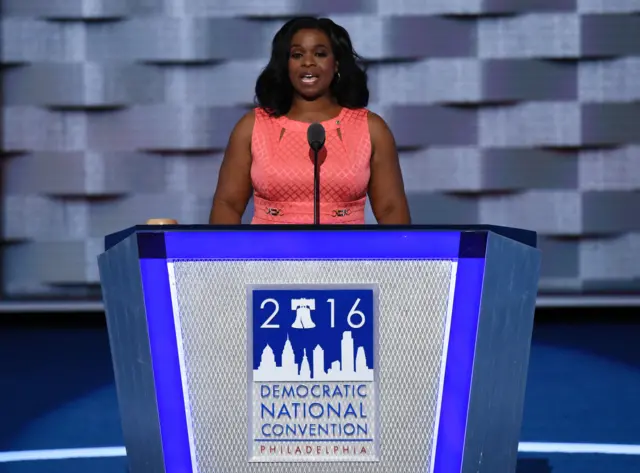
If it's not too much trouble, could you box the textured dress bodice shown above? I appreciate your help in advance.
[250,107,371,224]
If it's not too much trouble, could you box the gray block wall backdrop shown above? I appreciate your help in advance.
[1,0,640,298]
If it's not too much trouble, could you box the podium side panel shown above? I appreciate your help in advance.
[138,256,194,473]
[461,233,541,473]
[98,236,165,473]
[432,256,486,473]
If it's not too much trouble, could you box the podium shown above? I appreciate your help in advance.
[98,225,540,473]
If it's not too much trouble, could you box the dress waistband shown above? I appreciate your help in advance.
[252,196,366,224]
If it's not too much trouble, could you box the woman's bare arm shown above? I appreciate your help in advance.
[208,111,255,224]
[367,112,411,224]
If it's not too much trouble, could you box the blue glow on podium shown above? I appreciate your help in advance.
[139,259,193,473]
[163,230,462,259]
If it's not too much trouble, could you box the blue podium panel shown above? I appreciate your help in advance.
[98,226,540,473]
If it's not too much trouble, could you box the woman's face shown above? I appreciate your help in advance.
[288,28,338,101]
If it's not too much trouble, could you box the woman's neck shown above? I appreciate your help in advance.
[288,96,340,121]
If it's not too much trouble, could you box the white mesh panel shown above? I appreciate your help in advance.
[171,259,454,473]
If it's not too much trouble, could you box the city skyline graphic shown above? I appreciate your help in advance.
[254,330,374,382]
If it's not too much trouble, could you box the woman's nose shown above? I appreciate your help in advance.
[301,54,316,67]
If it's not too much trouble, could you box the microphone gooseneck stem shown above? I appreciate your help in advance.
[313,149,320,225]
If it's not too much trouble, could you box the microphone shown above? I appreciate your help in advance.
[307,123,325,225]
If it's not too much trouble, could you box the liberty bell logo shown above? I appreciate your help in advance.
[291,298,316,329]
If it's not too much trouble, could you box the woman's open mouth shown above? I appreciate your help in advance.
[301,73,319,84]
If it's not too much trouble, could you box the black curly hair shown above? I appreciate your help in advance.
[255,17,369,117]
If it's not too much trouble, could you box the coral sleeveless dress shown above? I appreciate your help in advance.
[250,107,371,224]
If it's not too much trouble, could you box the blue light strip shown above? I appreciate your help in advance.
[433,258,485,473]
[139,259,193,473]
[164,230,461,260]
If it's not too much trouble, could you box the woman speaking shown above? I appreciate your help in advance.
[209,17,411,225]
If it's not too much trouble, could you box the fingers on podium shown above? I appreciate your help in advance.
[145,218,178,225]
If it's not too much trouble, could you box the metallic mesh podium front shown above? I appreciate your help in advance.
[169,259,455,473]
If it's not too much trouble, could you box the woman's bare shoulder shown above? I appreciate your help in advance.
[229,109,257,141]
[366,110,391,134]
[366,110,396,150]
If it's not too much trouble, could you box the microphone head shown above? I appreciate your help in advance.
[307,122,326,152]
